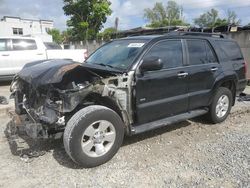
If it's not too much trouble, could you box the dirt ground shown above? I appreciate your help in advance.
[0,81,11,98]
[0,97,249,187]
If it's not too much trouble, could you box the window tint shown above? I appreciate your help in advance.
[187,40,207,65]
[216,41,243,61]
[0,39,7,51]
[144,40,183,69]
[205,42,217,63]
[12,39,37,50]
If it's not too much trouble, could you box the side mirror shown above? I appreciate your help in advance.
[140,56,163,72]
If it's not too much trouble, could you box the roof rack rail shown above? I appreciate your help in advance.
[168,31,228,38]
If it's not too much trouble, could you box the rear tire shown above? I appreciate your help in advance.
[207,87,233,124]
[63,105,124,168]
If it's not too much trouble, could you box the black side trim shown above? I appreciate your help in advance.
[131,109,208,135]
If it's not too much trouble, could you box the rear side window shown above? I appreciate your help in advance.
[205,42,217,63]
[144,40,183,69]
[12,39,37,50]
[187,40,207,65]
[187,40,217,65]
[0,39,7,51]
[216,41,243,61]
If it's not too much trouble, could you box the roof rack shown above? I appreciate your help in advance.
[168,31,228,38]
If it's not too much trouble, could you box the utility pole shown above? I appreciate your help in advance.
[115,17,119,38]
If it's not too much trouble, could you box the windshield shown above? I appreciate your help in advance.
[86,40,147,70]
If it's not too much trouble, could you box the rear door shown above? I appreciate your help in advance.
[184,39,221,110]
[135,39,189,124]
[8,39,46,74]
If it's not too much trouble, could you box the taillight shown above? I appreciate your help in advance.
[84,51,88,60]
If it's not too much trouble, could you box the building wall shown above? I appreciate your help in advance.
[228,31,250,79]
[65,40,105,54]
[0,16,53,41]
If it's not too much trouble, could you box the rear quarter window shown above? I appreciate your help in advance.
[216,41,243,61]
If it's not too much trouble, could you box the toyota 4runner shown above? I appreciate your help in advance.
[10,32,247,167]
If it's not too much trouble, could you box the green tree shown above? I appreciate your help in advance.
[144,1,187,28]
[194,13,209,28]
[63,0,112,41]
[144,2,167,27]
[61,29,74,43]
[214,18,227,27]
[98,27,117,41]
[167,1,183,26]
[47,29,63,44]
[194,8,240,29]
[227,10,241,25]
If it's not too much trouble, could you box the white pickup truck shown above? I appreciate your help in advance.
[0,36,87,80]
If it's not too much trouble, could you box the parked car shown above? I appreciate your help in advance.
[10,32,247,167]
[0,36,87,80]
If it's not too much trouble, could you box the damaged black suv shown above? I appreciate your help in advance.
[10,32,247,167]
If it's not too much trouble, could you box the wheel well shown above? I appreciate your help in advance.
[219,80,236,105]
[84,93,124,121]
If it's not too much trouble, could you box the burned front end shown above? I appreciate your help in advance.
[10,60,134,139]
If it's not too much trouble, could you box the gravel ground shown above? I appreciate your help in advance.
[0,82,14,116]
[0,81,11,98]
[0,100,249,187]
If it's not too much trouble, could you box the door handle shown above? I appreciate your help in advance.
[37,53,44,55]
[211,67,218,72]
[2,54,9,56]
[177,72,189,78]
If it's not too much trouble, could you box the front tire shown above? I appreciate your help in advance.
[63,105,125,168]
[207,87,233,124]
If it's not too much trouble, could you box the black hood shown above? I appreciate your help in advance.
[17,59,121,88]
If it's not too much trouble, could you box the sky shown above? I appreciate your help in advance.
[0,0,250,31]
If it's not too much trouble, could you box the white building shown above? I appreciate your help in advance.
[0,16,54,42]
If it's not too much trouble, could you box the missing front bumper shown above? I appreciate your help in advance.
[9,110,48,139]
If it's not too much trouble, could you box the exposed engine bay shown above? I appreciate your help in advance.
[10,59,134,139]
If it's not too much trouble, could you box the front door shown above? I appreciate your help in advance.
[135,39,189,124]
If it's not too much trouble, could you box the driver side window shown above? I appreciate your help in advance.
[144,40,183,69]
